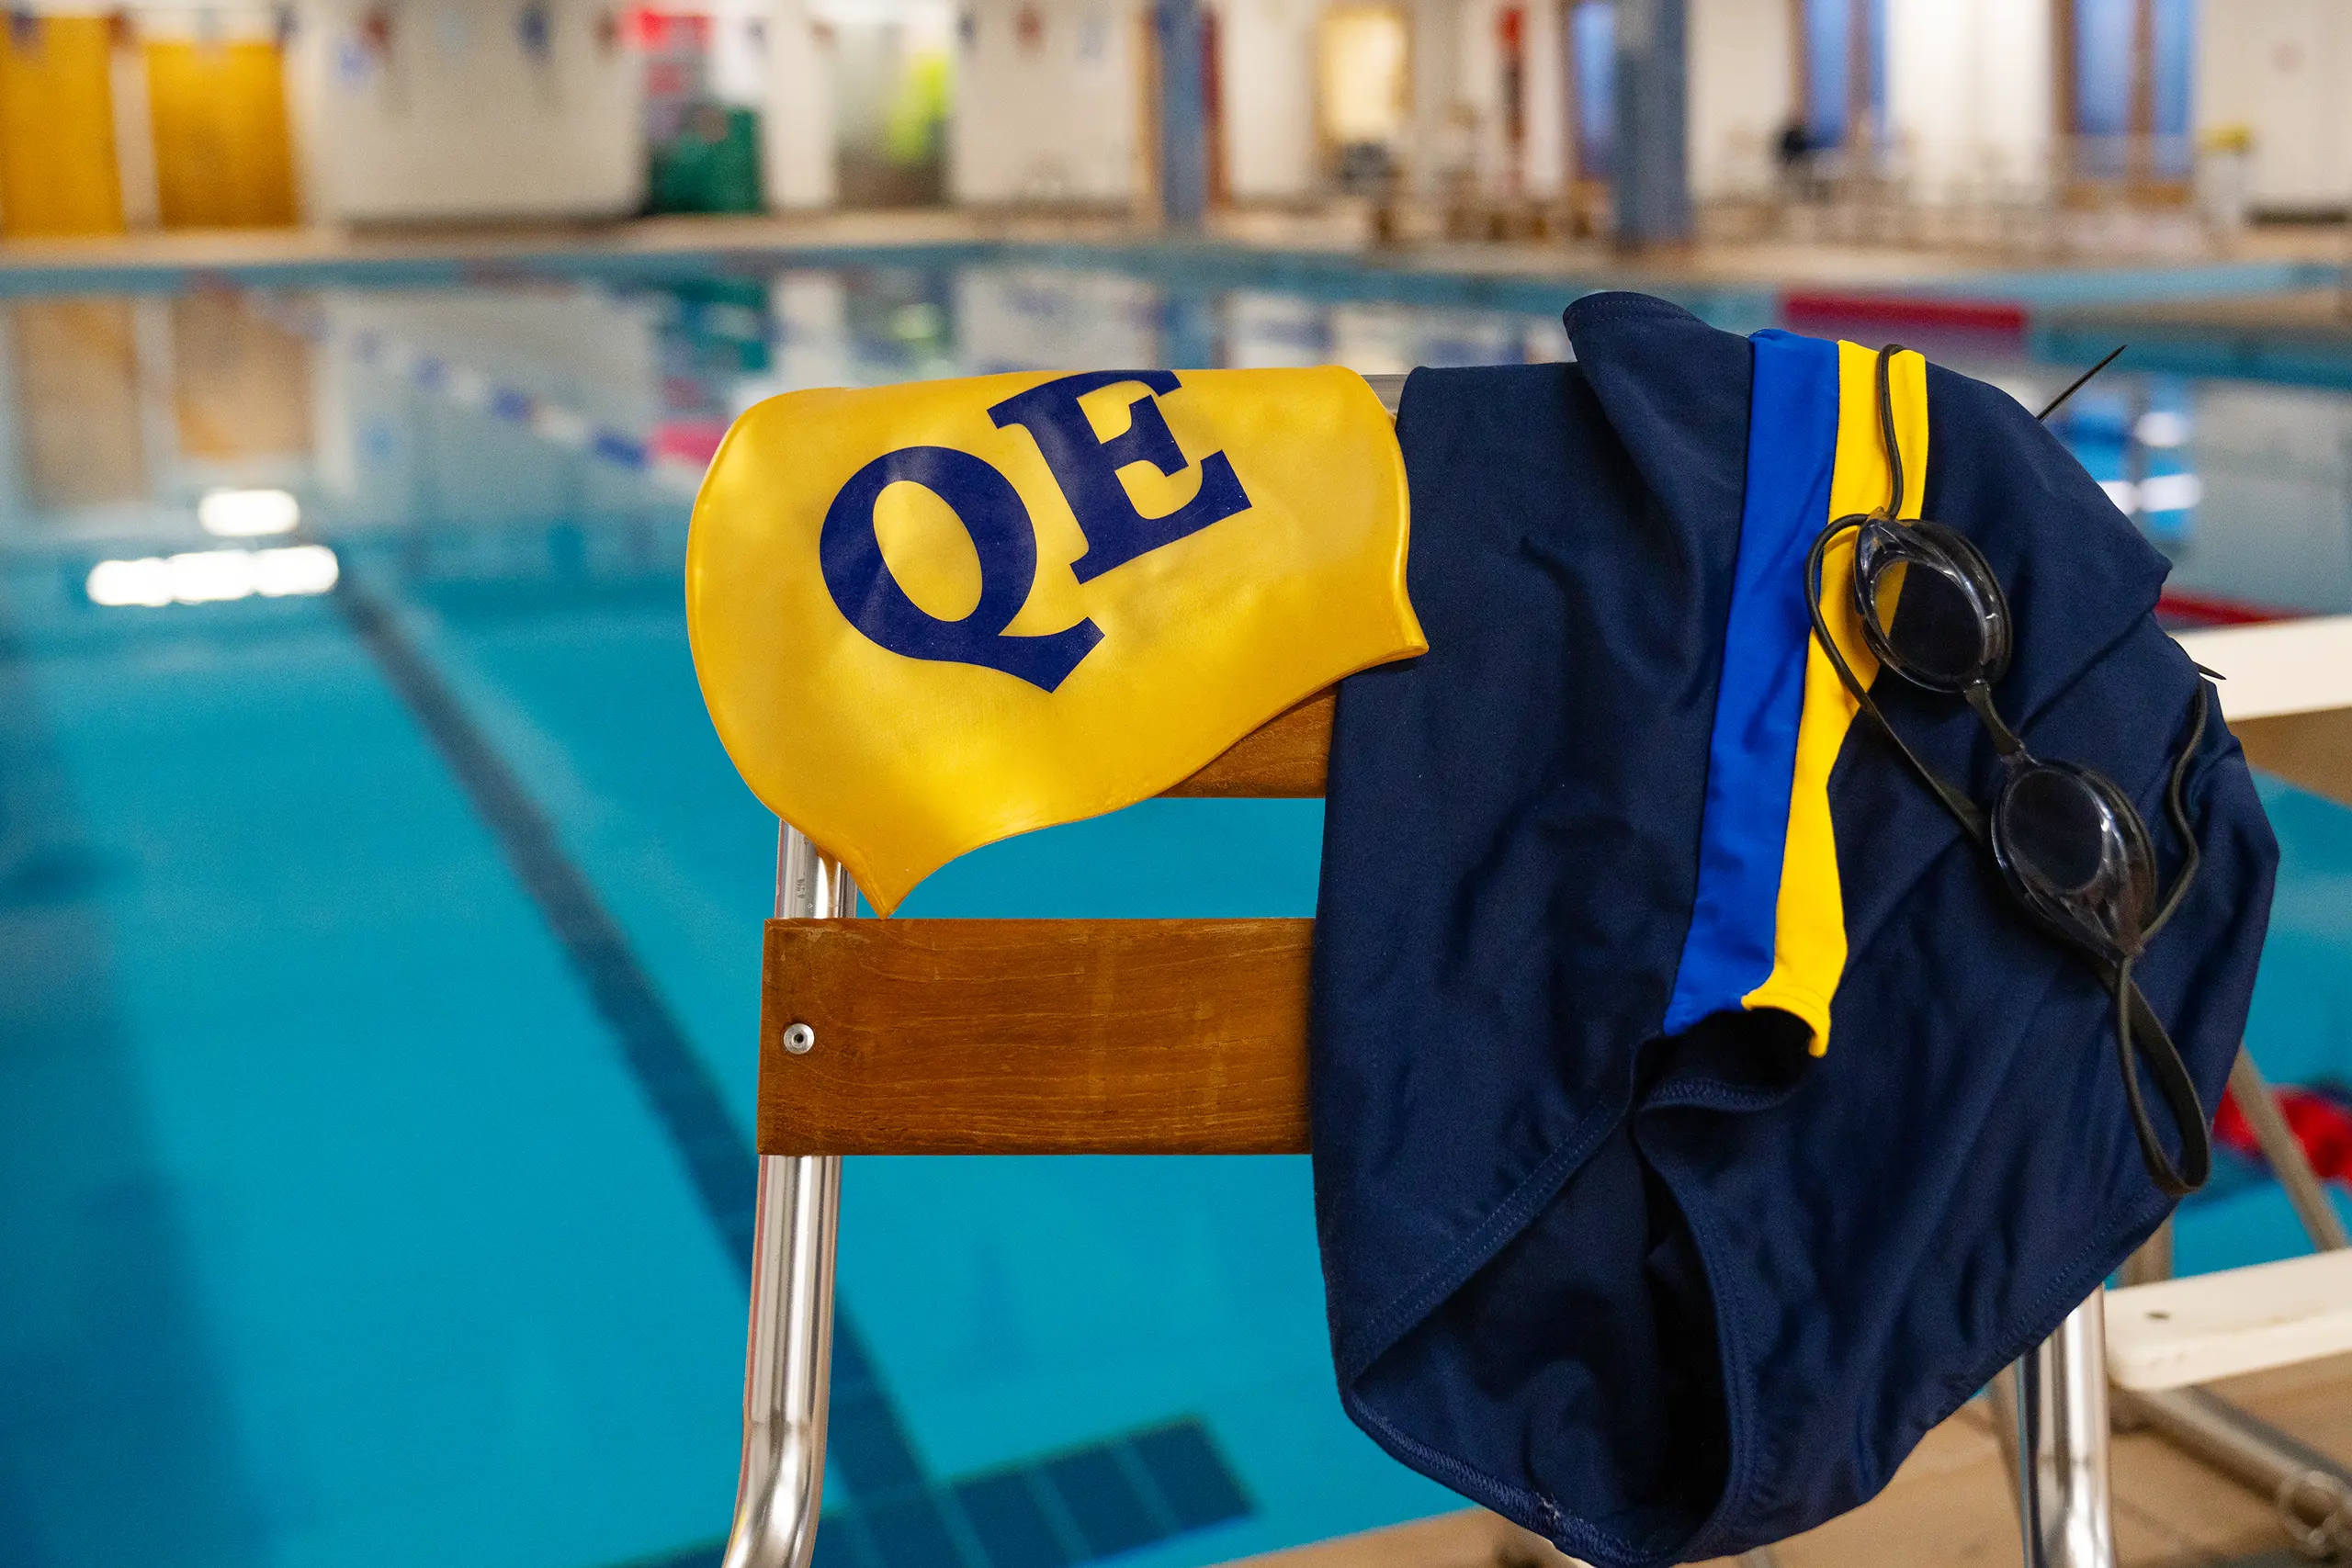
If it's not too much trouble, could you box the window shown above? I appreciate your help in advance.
[2067,0,2195,184]
[1801,0,1885,153]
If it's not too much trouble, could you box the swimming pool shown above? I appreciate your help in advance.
[2,254,2348,1568]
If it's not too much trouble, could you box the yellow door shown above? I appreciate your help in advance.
[1317,6,1410,158]
[0,16,126,237]
[146,39,298,228]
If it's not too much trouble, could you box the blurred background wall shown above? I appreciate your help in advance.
[288,0,643,222]
[0,0,2344,247]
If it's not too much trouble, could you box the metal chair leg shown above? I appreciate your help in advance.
[2013,1292,2117,1568]
[2117,1215,2174,1290]
[2118,1386,2352,1558]
[724,1151,842,1568]
[722,825,855,1568]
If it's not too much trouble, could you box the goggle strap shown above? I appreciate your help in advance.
[2143,682,2209,944]
[1874,344,1907,520]
[2112,956,2211,1197]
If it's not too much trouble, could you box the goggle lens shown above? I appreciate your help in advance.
[2004,768,2114,896]
[1854,518,2011,692]
[1993,761,2157,964]
[1882,561,1987,687]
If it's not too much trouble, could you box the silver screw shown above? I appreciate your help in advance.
[782,1021,816,1055]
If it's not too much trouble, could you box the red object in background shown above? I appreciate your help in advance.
[1781,291,2030,333]
[630,7,709,49]
[651,419,730,468]
[1498,6,1525,155]
[2154,586,2287,628]
[359,5,394,55]
[2216,1082,2352,1183]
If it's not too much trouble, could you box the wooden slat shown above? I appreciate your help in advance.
[2233,705,2352,808]
[759,918,1312,1155]
[2106,1249,2352,1392]
[2177,615,2352,722]
[1162,691,1332,797]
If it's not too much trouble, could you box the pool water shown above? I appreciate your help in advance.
[3,257,2349,1568]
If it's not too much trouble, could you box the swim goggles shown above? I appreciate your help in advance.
[1804,344,2211,1196]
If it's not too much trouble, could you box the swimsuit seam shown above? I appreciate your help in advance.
[1641,1155,1765,1563]
[1343,1394,1684,1566]
[1647,1083,1784,1112]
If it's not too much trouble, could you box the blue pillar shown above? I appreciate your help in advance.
[1155,0,1208,231]
[1611,0,1690,248]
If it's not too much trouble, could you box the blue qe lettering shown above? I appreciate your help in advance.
[818,371,1252,691]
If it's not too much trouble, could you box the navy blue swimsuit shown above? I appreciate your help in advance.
[1309,293,2277,1565]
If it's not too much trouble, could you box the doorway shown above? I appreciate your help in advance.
[830,4,952,209]
[1566,0,1611,179]
[2061,0,2194,191]
[1796,0,1886,156]
[1317,4,1408,193]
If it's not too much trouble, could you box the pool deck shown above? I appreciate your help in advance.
[1234,1351,2352,1568]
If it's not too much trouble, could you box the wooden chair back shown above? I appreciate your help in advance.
[758,694,1334,1157]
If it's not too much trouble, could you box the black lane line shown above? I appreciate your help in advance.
[335,568,1252,1568]
[335,572,936,1506]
